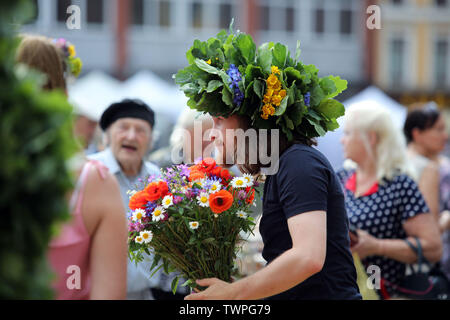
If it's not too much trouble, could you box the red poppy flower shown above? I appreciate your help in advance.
[144,181,169,202]
[210,166,222,178]
[246,187,255,204]
[220,169,231,181]
[201,158,216,172]
[209,190,234,214]
[129,190,149,210]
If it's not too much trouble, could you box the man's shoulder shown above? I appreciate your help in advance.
[280,144,332,171]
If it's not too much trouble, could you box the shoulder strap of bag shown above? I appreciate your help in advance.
[404,237,430,273]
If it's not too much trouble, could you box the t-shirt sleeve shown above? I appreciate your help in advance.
[277,150,329,219]
[398,175,430,224]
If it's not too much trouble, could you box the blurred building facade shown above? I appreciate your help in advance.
[21,0,449,105]
[22,0,367,96]
[372,0,450,107]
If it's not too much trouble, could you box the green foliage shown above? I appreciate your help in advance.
[175,24,348,141]
[0,0,77,299]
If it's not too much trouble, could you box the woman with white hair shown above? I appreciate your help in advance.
[337,104,442,299]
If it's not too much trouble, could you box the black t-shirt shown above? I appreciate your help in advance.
[260,144,361,300]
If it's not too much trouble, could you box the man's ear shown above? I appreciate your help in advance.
[411,127,422,143]
[103,131,110,147]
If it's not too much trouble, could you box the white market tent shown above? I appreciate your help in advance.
[315,86,408,170]
[120,70,188,121]
[68,70,188,122]
[68,70,123,121]
[68,70,189,150]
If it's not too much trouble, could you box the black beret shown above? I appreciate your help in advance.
[100,99,155,131]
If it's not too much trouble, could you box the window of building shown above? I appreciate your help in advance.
[131,0,144,26]
[57,0,72,23]
[259,5,270,31]
[131,0,172,28]
[340,9,352,35]
[257,1,296,33]
[191,1,203,29]
[286,7,295,32]
[159,0,171,27]
[87,0,104,24]
[435,40,448,88]
[390,38,405,86]
[219,2,233,30]
[314,8,325,34]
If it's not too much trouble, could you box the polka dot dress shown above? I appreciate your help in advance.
[337,169,429,295]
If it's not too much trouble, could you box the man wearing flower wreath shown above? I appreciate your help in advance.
[176,28,362,300]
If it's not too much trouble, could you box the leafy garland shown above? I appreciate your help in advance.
[0,0,77,299]
[175,24,348,141]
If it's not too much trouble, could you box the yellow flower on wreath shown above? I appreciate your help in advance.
[266,74,279,88]
[68,45,76,58]
[271,95,282,107]
[271,66,280,75]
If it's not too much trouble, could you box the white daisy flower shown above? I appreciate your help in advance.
[236,211,248,219]
[242,174,254,187]
[152,206,166,222]
[209,181,222,193]
[189,221,200,230]
[162,195,173,209]
[135,236,144,244]
[230,177,247,188]
[132,209,146,222]
[195,178,207,188]
[197,192,210,207]
[140,230,153,244]
[214,214,219,219]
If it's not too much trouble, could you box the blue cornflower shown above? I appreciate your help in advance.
[226,64,244,106]
[145,202,157,216]
[304,92,311,107]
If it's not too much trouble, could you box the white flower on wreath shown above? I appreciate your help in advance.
[162,195,173,209]
[140,230,153,244]
[189,221,200,230]
[197,192,210,207]
[236,211,248,219]
[230,177,247,188]
[132,208,146,222]
[152,206,166,222]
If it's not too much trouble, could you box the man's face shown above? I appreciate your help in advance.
[108,118,152,168]
[209,115,242,167]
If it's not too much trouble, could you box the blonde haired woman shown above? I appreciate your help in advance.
[16,35,127,299]
[337,104,442,299]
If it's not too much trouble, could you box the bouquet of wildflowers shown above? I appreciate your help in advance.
[127,158,257,292]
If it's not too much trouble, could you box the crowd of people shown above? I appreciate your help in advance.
[15,34,450,300]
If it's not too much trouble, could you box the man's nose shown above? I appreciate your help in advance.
[125,128,137,140]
